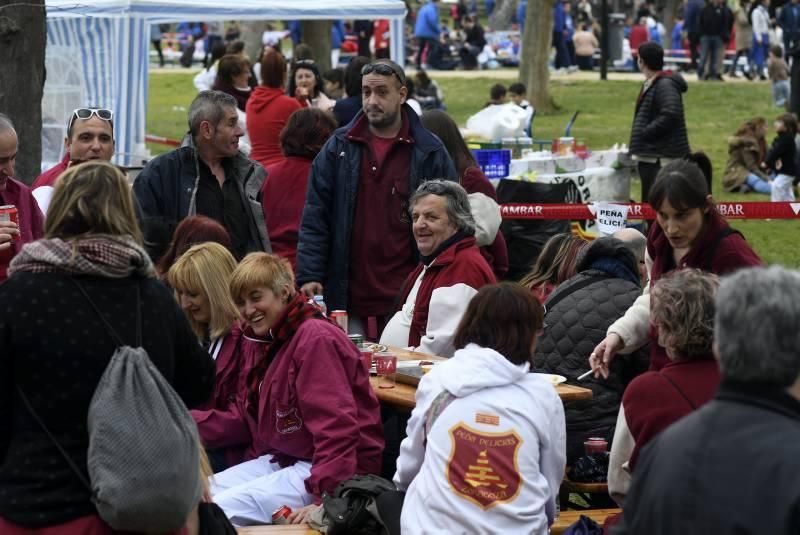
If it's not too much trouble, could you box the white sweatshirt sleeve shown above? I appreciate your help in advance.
[607,248,652,353]
[416,283,478,358]
[608,405,635,507]
[393,373,442,491]
[540,390,567,526]
[468,192,502,247]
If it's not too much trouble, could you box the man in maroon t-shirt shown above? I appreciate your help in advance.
[296,60,456,340]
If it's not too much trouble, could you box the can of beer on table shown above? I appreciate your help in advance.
[349,334,364,347]
[330,310,348,333]
[0,205,18,241]
[272,505,292,525]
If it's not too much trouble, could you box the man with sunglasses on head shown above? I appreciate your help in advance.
[0,113,44,282]
[32,107,115,190]
[296,59,456,341]
[133,90,269,262]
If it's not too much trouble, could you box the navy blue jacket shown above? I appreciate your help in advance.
[295,104,457,311]
[133,142,269,261]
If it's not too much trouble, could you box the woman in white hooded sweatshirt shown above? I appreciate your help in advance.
[394,283,566,535]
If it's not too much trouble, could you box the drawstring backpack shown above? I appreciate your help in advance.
[18,280,201,532]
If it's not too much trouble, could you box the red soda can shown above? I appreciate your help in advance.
[0,205,18,242]
[272,505,292,525]
[330,310,348,333]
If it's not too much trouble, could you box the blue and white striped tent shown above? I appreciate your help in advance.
[44,0,408,167]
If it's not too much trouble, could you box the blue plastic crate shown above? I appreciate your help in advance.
[472,149,511,179]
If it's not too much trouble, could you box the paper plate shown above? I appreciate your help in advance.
[532,373,567,385]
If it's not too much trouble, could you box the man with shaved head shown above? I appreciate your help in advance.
[0,114,44,282]
[614,227,648,286]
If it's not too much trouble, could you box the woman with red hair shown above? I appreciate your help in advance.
[261,108,338,270]
[246,49,302,169]
[156,215,232,278]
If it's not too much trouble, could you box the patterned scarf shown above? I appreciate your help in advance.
[246,292,330,412]
[8,235,154,278]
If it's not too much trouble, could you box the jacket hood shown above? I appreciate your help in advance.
[439,343,530,397]
[663,72,688,93]
[248,86,290,113]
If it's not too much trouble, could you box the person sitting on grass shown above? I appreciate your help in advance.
[763,112,797,201]
[722,120,772,194]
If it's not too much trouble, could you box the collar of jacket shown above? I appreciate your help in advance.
[637,70,673,105]
[179,135,256,210]
[717,379,800,422]
[420,233,476,267]
[337,103,442,156]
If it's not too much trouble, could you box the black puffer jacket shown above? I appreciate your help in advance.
[629,73,691,159]
[534,239,649,463]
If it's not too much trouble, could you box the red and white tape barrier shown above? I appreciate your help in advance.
[501,202,800,220]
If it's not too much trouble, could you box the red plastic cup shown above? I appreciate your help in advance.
[584,437,608,455]
[359,346,374,373]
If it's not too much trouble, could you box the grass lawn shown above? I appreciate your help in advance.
[147,71,798,266]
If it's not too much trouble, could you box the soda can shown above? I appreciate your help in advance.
[330,310,348,333]
[348,334,364,347]
[0,205,18,241]
[272,505,292,525]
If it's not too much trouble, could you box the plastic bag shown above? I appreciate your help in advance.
[466,103,533,141]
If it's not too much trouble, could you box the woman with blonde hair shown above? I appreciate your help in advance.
[519,233,589,304]
[169,242,261,472]
[210,252,383,526]
[0,161,214,533]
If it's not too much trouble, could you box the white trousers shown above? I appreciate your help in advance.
[211,455,314,526]
[772,173,796,202]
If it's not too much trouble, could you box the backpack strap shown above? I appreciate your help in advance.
[659,373,697,410]
[702,228,743,272]
[16,385,93,492]
[71,278,142,347]
[542,274,610,315]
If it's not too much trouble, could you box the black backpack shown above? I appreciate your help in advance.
[321,474,398,535]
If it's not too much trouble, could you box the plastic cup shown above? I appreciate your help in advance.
[374,352,397,389]
[359,346,374,374]
[584,437,608,455]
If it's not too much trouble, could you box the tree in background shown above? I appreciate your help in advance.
[240,21,272,65]
[489,0,518,30]
[0,0,45,184]
[302,20,333,72]
[521,0,558,112]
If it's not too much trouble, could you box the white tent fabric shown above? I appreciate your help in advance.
[44,0,407,166]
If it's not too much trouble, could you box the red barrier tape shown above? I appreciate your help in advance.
[145,134,181,147]
[501,202,800,220]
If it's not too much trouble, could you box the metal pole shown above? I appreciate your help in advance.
[600,0,609,80]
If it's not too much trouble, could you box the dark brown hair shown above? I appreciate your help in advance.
[453,283,544,365]
[260,48,287,89]
[777,112,798,136]
[280,108,337,159]
[420,109,477,177]
[216,54,250,86]
[157,215,232,277]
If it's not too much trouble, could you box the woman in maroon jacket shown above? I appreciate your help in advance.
[210,253,384,526]
[420,109,509,278]
[246,49,302,169]
[591,159,763,376]
[607,269,721,507]
[261,108,337,271]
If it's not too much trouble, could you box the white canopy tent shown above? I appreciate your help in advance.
[44,0,408,166]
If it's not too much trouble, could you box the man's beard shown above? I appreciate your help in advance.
[366,107,399,129]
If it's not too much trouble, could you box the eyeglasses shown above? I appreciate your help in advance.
[67,108,113,134]
[361,62,406,86]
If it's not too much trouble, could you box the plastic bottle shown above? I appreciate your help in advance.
[313,295,327,316]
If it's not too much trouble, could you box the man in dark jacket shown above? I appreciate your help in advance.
[296,60,456,339]
[698,0,732,81]
[614,266,800,535]
[684,0,705,70]
[133,90,269,262]
[629,42,690,203]
[535,237,649,464]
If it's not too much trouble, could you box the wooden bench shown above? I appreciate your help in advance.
[237,525,320,534]
[551,508,621,534]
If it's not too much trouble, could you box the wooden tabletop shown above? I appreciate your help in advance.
[370,347,593,410]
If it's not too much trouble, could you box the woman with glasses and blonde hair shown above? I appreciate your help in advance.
[169,242,259,472]
[0,161,214,533]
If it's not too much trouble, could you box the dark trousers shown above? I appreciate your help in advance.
[688,31,701,70]
[416,37,437,67]
[576,55,594,70]
[553,31,571,68]
[152,39,164,67]
[638,160,662,206]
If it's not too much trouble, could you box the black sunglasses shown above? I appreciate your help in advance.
[67,108,113,133]
[361,63,406,85]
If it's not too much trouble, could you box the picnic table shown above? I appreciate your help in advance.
[370,347,593,410]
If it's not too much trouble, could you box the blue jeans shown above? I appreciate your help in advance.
[752,34,769,73]
[773,79,790,107]
[698,35,723,79]
[746,173,772,194]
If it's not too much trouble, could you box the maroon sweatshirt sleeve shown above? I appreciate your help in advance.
[293,324,365,498]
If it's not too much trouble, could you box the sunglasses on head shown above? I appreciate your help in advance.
[361,63,405,85]
[67,108,113,132]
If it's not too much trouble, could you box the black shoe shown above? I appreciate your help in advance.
[760,74,768,81]
[715,74,725,81]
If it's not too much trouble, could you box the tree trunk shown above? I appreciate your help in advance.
[523,0,558,112]
[302,20,332,73]
[0,0,46,184]
[240,21,270,64]
[489,0,518,31]
[662,0,679,49]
